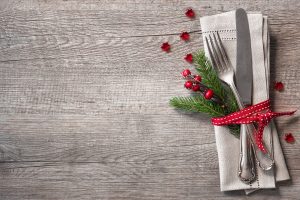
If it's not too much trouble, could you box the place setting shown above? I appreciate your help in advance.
[165,8,297,194]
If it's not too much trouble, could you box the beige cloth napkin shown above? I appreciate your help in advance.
[200,11,290,193]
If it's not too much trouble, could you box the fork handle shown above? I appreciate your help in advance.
[227,81,256,183]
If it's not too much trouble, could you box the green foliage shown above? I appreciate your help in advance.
[169,50,240,137]
[194,51,226,99]
[193,51,239,114]
[170,96,225,117]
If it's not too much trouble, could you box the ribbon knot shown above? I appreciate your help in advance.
[256,112,272,125]
[211,99,295,152]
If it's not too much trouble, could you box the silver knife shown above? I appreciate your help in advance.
[235,8,256,183]
[236,8,253,106]
[235,9,274,175]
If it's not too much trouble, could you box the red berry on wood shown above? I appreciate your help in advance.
[184,81,193,89]
[274,81,284,91]
[284,133,295,143]
[161,42,171,52]
[184,53,193,63]
[185,8,195,18]
[181,69,191,77]
[204,89,214,99]
[192,84,200,91]
[180,32,190,41]
[194,75,201,82]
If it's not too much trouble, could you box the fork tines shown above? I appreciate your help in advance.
[205,32,231,72]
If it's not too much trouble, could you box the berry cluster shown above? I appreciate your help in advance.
[181,69,214,100]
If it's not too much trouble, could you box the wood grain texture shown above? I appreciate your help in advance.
[0,0,299,199]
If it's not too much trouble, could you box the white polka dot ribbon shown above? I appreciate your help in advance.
[211,99,296,152]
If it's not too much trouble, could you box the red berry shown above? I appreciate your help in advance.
[184,53,193,63]
[161,42,171,52]
[284,133,295,143]
[204,89,214,99]
[181,69,191,77]
[184,81,193,89]
[192,84,200,92]
[274,81,284,91]
[185,8,195,18]
[180,32,190,41]
[194,75,201,82]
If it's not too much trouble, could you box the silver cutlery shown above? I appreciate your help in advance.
[204,32,274,181]
[235,8,275,172]
[235,8,256,184]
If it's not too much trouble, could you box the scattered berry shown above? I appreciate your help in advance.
[184,53,193,63]
[274,81,284,91]
[284,133,295,143]
[180,32,190,41]
[181,69,191,77]
[185,8,195,18]
[184,81,193,89]
[161,42,171,52]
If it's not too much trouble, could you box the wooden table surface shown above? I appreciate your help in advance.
[0,0,299,199]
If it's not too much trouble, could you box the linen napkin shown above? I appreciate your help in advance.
[200,10,290,193]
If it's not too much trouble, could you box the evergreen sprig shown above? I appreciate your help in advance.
[169,50,240,137]
[170,96,225,117]
[193,50,239,114]
[194,51,226,100]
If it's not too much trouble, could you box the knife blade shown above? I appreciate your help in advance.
[236,8,253,105]
[235,8,256,183]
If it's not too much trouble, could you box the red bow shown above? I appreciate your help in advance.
[211,100,295,152]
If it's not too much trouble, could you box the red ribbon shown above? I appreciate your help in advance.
[211,99,296,152]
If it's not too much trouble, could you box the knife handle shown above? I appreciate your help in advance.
[238,124,256,183]
[228,81,274,179]
[245,124,275,171]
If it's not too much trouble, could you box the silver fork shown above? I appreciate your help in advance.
[205,32,274,181]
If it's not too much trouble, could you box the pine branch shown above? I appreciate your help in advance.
[169,50,240,137]
[193,50,239,115]
[193,51,225,100]
[170,96,240,137]
[170,96,225,117]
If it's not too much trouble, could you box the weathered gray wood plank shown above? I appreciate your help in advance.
[0,0,299,199]
[0,162,299,200]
